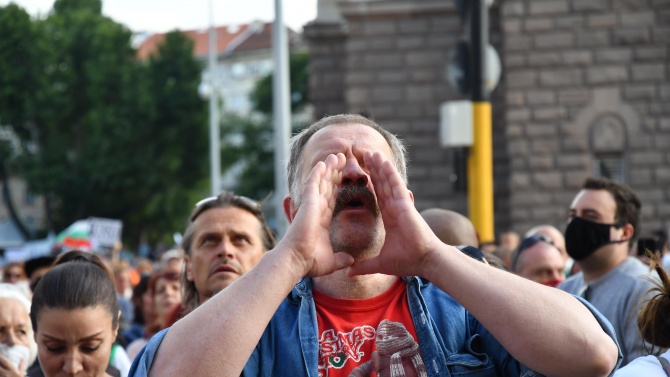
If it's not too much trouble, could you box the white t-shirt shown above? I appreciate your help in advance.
[615,348,670,377]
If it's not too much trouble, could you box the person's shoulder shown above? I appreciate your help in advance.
[557,273,583,292]
[613,353,666,377]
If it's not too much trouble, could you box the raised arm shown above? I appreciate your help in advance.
[147,153,354,377]
[348,151,620,377]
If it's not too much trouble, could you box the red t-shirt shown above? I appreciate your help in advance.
[315,278,425,377]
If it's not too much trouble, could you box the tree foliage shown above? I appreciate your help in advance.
[0,0,208,245]
[219,51,310,199]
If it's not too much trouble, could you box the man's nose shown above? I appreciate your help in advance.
[341,158,369,186]
[216,240,235,259]
[4,329,18,346]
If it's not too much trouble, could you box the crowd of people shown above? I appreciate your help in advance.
[1,113,669,376]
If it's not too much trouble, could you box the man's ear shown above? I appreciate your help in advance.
[184,255,194,282]
[408,190,414,204]
[283,195,296,224]
[621,223,635,242]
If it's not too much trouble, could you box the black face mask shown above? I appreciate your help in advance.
[565,217,624,261]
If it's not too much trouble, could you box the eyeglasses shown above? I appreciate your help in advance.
[517,234,555,254]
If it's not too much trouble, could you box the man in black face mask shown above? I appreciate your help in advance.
[558,177,656,367]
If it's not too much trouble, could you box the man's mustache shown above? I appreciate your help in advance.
[333,186,379,216]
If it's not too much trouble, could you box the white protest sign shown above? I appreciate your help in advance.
[88,217,123,248]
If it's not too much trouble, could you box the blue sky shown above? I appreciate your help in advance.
[0,0,318,32]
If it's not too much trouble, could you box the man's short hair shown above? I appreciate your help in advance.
[287,114,409,199]
[180,191,276,310]
[582,177,641,245]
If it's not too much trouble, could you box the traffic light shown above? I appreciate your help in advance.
[450,0,495,242]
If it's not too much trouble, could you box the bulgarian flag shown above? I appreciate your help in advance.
[55,220,92,250]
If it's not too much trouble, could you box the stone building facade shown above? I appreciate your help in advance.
[304,0,670,240]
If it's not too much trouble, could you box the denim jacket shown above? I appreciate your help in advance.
[129,276,622,376]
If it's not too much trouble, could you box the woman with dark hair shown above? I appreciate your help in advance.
[615,256,670,376]
[28,251,125,377]
[125,270,181,360]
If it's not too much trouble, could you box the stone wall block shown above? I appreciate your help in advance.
[557,155,590,169]
[563,51,593,65]
[507,71,538,89]
[613,28,652,45]
[528,52,562,67]
[572,0,610,11]
[364,20,397,35]
[655,27,670,43]
[630,168,653,185]
[631,63,666,81]
[555,15,584,29]
[526,90,557,105]
[595,48,633,63]
[507,108,531,122]
[399,19,430,34]
[406,85,435,103]
[588,14,619,28]
[501,2,526,16]
[539,69,583,86]
[623,84,657,100]
[534,33,575,49]
[529,156,556,169]
[576,31,610,47]
[620,11,656,27]
[630,151,664,165]
[565,171,592,188]
[529,1,569,15]
[526,123,559,137]
[511,172,531,189]
[635,46,667,61]
[370,86,405,103]
[506,91,525,106]
[558,88,591,104]
[406,51,445,67]
[505,54,526,68]
[562,139,589,152]
[504,19,523,33]
[534,107,567,121]
[506,35,533,51]
[524,18,555,32]
[586,66,629,84]
[531,140,560,153]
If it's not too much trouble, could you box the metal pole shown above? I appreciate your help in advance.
[467,0,494,242]
[273,0,291,237]
[208,0,221,196]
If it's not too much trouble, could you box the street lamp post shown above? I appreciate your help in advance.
[273,0,291,237]
[208,0,221,197]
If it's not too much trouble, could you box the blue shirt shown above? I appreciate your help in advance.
[129,276,622,376]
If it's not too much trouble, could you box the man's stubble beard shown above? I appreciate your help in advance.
[329,186,385,259]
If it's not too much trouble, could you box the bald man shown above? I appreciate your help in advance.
[420,208,478,247]
[525,224,575,276]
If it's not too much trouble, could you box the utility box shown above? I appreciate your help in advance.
[439,100,473,147]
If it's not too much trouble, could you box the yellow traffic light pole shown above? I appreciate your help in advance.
[467,0,494,243]
[468,102,493,242]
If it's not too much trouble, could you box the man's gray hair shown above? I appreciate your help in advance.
[287,114,409,199]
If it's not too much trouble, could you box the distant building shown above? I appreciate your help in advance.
[305,0,670,239]
[137,21,303,116]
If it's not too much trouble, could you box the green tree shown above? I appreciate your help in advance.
[1,0,208,245]
[220,51,310,199]
[0,4,45,238]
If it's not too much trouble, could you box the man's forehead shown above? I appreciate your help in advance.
[303,123,391,158]
[193,207,262,235]
[571,189,616,212]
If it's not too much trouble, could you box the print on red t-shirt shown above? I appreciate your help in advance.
[314,278,426,377]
